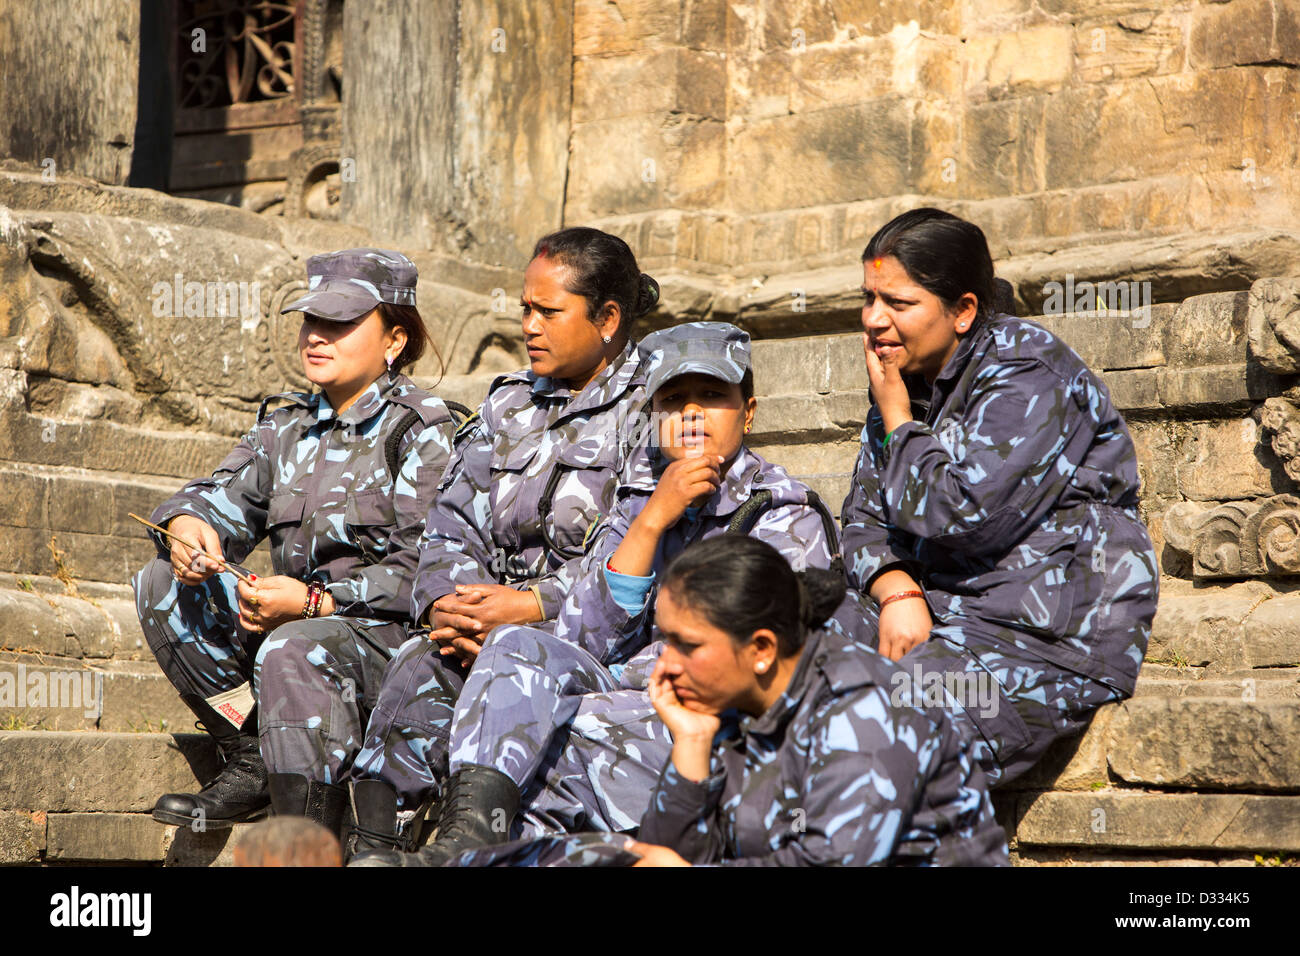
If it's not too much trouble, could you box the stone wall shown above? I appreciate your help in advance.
[566,0,1300,324]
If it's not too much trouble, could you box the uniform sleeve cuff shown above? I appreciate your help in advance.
[325,579,360,614]
[603,565,655,614]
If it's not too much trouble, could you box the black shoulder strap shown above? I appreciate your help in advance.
[804,489,845,578]
[383,400,475,480]
[444,400,473,426]
[384,408,424,481]
[258,392,306,421]
[727,489,774,535]
[727,488,845,577]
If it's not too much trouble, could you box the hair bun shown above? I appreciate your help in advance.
[796,568,847,630]
[636,273,660,317]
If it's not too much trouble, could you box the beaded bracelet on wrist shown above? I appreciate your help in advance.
[879,589,924,610]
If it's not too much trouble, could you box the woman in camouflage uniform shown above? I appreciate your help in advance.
[344,227,660,853]
[842,208,1158,787]
[628,535,1008,866]
[350,323,841,866]
[415,536,1005,868]
[133,249,457,832]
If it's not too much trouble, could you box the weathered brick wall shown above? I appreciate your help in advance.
[567,0,1300,316]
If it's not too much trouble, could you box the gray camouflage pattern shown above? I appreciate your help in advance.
[638,321,751,396]
[349,342,649,807]
[281,247,418,322]
[841,313,1158,786]
[445,592,1007,866]
[133,372,456,778]
[441,443,840,834]
[410,338,648,623]
[638,592,1009,866]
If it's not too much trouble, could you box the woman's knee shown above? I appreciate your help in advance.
[254,619,341,673]
[132,557,179,614]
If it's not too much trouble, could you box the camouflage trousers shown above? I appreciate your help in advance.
[351,622,672,836]
[350,634,467,810]
[888,606,1122,787]
[134,556,266,705]
[449,625,672,838]
[133,556,407,782]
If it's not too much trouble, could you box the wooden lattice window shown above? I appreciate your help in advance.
[173,0,302,134]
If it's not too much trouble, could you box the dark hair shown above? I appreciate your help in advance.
[862,208,996,323]
[378,302,443,382]
[660,536,846,657]
[532,227,660,342]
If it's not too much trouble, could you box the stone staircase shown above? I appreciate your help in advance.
[4,295,1300,866]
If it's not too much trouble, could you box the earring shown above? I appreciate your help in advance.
[602,335,612,344]
[756,662,767,673]
[386,355,394,370]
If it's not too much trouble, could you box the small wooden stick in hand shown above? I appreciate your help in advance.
[127,513,256,584]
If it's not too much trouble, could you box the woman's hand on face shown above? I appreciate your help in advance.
[648,659,721,742]
[862,331,913,435]
[877,596,933,662]
[625,839,691,867]
[642,456,723,530]
[167,515,226,586]
[236,575,309,634]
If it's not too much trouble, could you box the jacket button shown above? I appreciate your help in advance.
[814,654,828,666]
[753,474,764,483]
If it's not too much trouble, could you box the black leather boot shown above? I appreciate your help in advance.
[350,764,518,867]
[152,696,269,830]
[268,772,348,837]
[341,779,413,863]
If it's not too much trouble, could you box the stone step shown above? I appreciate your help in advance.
[1008,791,1300,854]
[0,732,220,814]
[0,460,274,585]
[0,654,192,732]
[0,575,145,660]
[0,809,248,865]
[1134,664,1300,700]
[1148,587,1300,672]
[0,731,242,865]
[1012,696,1300,794]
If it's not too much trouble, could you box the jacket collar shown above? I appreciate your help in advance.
[313,371,404,427]
[525,339,642,414]
[932,314,992,388]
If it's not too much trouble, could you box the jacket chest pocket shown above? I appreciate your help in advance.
[538,441,622,560]
[344,488,397,560]
[268,493,306,531]
[266,494,307,572]
[487,433,544,551]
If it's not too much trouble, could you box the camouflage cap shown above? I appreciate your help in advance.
[639,321,751,397]
[280,248,418,322]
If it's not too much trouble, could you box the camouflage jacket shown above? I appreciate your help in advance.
[411,340,648,624]
[552,444,840,668]
[638,592,1009,866]
[841,313,1158,692]
[149,373,457,624]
